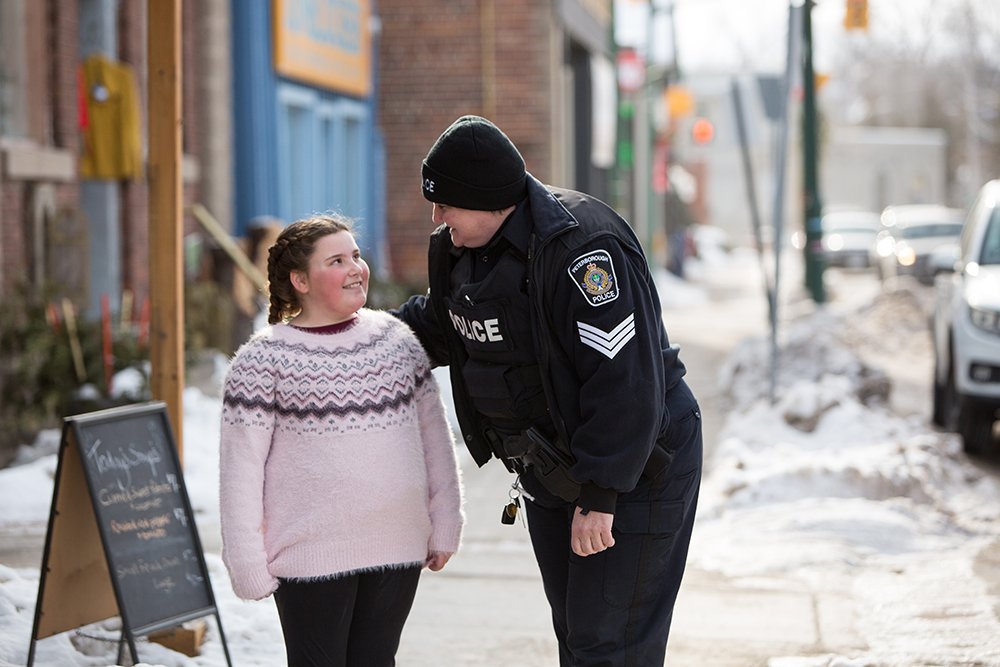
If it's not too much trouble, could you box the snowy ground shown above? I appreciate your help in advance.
[694,303,1000,665]
[2,247,1000,666]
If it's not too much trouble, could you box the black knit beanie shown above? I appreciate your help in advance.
[421,115,527,211]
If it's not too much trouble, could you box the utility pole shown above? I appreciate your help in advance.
[148,0,185,457]
[801,0,826,303]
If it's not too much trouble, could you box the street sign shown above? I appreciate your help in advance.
[617,47,645,94]
[844,0,868,30]
[691,117,715,145]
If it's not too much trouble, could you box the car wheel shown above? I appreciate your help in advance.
[959,398,997,455]
[931,371,946,427]
[938,361,960,431]
[931,325,946,427]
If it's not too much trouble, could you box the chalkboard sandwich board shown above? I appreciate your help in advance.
[27,401,232,666]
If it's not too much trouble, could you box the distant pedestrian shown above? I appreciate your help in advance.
[663,166,698,279]
[220,214,464,667]
[664,188,695,278]
[395,115,702,666]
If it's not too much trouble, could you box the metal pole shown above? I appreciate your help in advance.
[730,80,771,312]
[801,0,826,303]
[634,89,649,252]
[764,2,804,403]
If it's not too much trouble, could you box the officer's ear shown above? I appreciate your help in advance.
[290,269,310,295]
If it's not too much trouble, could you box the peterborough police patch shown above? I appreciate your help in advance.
[568,248,619,306]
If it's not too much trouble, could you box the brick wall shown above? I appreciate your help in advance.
[0,0,81,296]
[24,1,49,144]
[180,0,203,242]
[51,0,80,153]
[0,1,205,311]
[48,0,82,300]
[0,183,26,291]
[378,0,553,285]
[116,0,203,310]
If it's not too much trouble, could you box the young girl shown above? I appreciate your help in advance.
[219,214,464,666]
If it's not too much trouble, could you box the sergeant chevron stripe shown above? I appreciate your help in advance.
[576,312,636,359]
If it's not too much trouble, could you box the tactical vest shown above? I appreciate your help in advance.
[444,247,550,437]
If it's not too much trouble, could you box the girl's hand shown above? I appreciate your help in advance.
[425,551,453,571]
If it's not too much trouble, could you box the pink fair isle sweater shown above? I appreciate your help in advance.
[219,308,464,601]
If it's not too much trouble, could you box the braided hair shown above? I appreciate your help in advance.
[266,214,355,324]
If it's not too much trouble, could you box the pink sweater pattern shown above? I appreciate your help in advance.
[219,309,464,601]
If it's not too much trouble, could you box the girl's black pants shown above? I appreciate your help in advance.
[273,565,421,667]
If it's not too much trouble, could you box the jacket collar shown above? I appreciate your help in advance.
[524,173,578,243]
[436,173,578,257]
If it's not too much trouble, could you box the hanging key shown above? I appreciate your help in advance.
[501,478,527,526]
[500,500,518,525]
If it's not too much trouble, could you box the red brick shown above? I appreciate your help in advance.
[377,0,563,284]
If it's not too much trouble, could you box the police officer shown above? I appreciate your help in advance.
[395,115,702,666]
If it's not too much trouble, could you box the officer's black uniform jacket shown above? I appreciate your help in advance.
[397,174,686,512]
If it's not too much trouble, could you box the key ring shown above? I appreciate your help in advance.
[512,475,534,503]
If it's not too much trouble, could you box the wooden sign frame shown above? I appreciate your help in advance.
[26,402,232,666]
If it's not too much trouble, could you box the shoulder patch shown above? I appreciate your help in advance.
[567,248,619,307]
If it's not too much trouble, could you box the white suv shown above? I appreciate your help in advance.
[932,179,1000,453]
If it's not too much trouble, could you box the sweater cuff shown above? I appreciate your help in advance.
[429,523,463,554]
[229,564,279,601]
[578,483,618,514]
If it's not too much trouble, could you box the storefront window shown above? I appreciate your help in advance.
[0,0,26,138]
[277,82,368,229]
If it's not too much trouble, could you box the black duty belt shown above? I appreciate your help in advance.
[485,427,677,502]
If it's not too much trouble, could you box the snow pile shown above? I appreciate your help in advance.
[718,309,891,413]
[0,556,279,667]
[689,293,1000,665]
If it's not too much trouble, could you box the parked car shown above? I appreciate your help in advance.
[931,180,1000,453]
[819,210,881,268]
[871,204,965,284]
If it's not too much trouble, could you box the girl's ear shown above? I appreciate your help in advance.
[290,269,309,295]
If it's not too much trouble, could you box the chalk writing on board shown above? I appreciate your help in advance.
[84,437,164,488]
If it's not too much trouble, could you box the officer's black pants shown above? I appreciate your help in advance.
[523,381,702,667]
[272,565,421,667]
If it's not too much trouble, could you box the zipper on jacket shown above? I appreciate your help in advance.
[525,234,535,290]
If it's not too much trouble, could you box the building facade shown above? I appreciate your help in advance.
[0,0,210,318]
[376,0,616,284]
[1,0,615,317]
[231,0,382,261]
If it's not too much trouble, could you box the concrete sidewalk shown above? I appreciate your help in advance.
[0,361,858,662]
[0,457,864,667]
[0,354,855,666]
[395,455,866,667]
[390,275,871,666]
[0,266,879,665]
